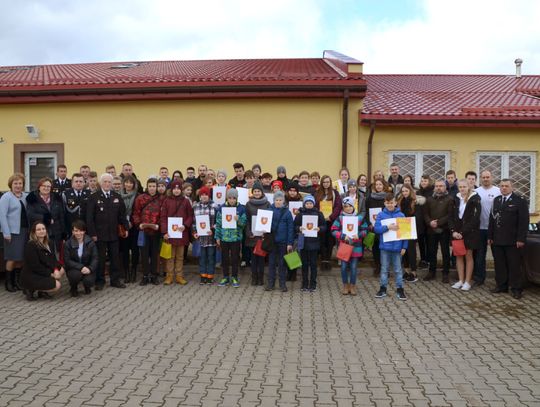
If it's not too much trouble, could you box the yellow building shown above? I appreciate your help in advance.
[1,51,539,216]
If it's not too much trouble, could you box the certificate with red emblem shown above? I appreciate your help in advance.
[222,207,237,229]
[302,215,318,237]
[255,209,273,233]
[342,215,358,238]
[168,217,183,238]
[213,186,226,205]
[196,215,211,236]
[288,201,302,219]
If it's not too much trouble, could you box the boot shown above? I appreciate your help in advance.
[349,284,357,296]
[257,270,264,286]
[251,272,257,286]
[163,272,174,285]
[342,283,349,295]
[4,271,16,292]
[12,268,22,291]
[176,274,187,285]
[23,289,36,301]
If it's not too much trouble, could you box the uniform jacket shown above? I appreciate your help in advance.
[488,193,529,245]
[160,195,194,246]
[86,190,129,242]
[26,191,65,239]
[64,235,99,273]
[63,188,91,232]
[52,178,71,196]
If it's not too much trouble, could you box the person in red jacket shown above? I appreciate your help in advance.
[133,178,162,286]
[315,175,342,270]
[160,180,194,285]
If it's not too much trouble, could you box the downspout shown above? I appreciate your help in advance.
[341,89,350,168]
[367,120,376,182]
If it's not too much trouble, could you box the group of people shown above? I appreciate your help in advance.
[0,161,530,301]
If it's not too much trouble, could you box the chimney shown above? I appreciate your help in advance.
[514,58,523,78]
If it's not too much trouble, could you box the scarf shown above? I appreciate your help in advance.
[370,191,387,200]
[433,190,449,198]
[121,189,138,216]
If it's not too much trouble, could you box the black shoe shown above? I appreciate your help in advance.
[490,286,508,293]
[37,291,52,299]
[4,271,16,292]
[201,277,207,285]
[281,286,288,292]
[70,287,79,298]
[251,276,257,286]
[472,280,484,288]
[12,268,22,291]
[264,286,274,291]
[511,290,523,299]
[206,278,214,285]
[423,272,436,281]
[419,260,429,269]
[442,274,449,284]
[375,286,387,298]
[139,277,149,286]
[84,286,92,295]
[408,273,418,283]
[23,289,36,301]
[151,276,160,285]
[396,287,407,301]
[111,281,126,288]
[95,284,104,291]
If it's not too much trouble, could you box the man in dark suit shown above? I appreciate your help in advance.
[52,164,71,196]
[488,178,529,299]
[62,173,90,235]
[86,173,129,289]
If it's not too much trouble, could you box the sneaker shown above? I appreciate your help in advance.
[200,277,206,285]
[375,286,387,298]
[231,277,240,288]
[408,274,418,283]
[206,278,214,285]
[396,287,407,300]
[240,261,247,268]
[309,287,317,292]
[280,286,288,292]
[264,286,274,291]
[461,282,471,291]
[419,260,429,269]
[452,281,463,289]
[218,277,229,287]
[301,287,309,292]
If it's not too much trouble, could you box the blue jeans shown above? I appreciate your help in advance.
[380,250,404,288]
[340,257,359,285]
[268,243,287,288]
[473,229,489,283]
[199,246,216,277]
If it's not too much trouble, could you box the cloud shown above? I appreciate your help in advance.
[337,0,540,74]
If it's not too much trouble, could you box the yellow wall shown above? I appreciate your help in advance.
[0,97,364,186]
[357,125,540,216]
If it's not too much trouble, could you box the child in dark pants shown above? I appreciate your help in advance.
[294,195,326,292]
[265,191,294,292]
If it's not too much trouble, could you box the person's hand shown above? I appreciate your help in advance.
[208,230,213,236]
[287,245,293,253]
[234,215,239,221]
[388,223,399,231]
[153,224,159,231]
[352,234,358,240]
[487,239,493,245]
[193,233,199,240]
[400,249,406,256]
[163,233,170,241]
[51,219,54,225]
[139,224,144,230]
[430,220,438,229]
[178,225,185,232]
[124,230,129,238]
[216,240,221,248]
[452,232,462,240]
[4,235,11,243]
[81,267,90,275]
[315,227,320,232]
[368,225,374,232]
[300,227,305,232]
[92,236,97,242]
[517,241,525,248]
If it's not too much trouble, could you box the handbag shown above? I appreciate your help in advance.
[336,241,354,262]
[117,224,128,238]
[284,251,302,270]
[137,230,145,247]
[253,239,268,257]
[363,232,375,250]
[451,239,467,256]
[160,241,172,259]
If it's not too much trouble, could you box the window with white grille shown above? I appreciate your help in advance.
[477,152,536,211]
[389,151,450,185]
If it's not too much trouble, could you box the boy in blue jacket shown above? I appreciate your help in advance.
[265,191,294,292]
[374,193,409,300]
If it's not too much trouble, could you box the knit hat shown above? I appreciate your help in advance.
[343,197,355,207]
[170,180,182,190]
[271,180,283,190]
[277,165,286,175]
[274,190,285,201]
[287,183,298,192]
[347,179,357,188]
[217,169,227,179]
[226,188,238,199]
[251,181,263,194]
[303,194,315,205]
[198,186,211,197]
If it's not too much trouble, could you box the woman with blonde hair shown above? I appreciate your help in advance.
[21,221,64,301]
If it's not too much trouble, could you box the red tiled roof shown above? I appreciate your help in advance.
[362,75,540,125]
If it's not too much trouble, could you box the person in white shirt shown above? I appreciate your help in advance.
[474,170,500,286]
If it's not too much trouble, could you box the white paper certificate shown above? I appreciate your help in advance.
[222,207,237,229]
[168,217,183,238]
[288,201,303,219]
[381,217,417,242]
[342,215,358,238]
[369,208,382,224]
[302,215,318,237]
[237,187,249,205]
[213,186,226,205]
[255,209,273,233]
[265,193,274,204]
[251,215,264,237]
[196,214,211,236]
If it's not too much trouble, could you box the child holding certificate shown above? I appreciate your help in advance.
[331,197,368,296]
[192,186,217,285]
[374,193,408,300]
[214,188,247,287]
[315,175,342,271]
[294,195,325,292]
[160,180,194,285]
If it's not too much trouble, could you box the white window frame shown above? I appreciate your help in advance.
[476,151,536,212]
[388,151,451,183]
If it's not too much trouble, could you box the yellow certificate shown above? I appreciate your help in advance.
[320,200,333,219]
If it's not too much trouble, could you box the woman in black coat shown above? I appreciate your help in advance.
[416,175,434,268]
[64,220,99,297]
[26,177,65,254]
[448,179,481,291]
[21,221,64,301]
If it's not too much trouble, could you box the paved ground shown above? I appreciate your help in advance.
[1,265,539,407]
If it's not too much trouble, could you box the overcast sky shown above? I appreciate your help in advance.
[1,0,538,74]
